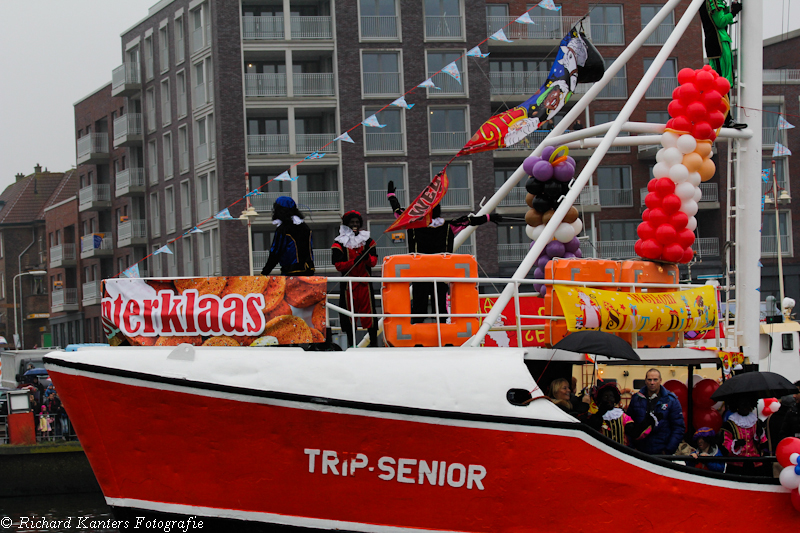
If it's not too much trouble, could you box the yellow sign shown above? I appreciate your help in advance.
[554,285,717,333]
[27,313,50,319]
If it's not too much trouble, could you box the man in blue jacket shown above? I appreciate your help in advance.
[627,369,685,455]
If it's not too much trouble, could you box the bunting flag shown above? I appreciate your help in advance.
[538,0,561,10]
[190,227,204,234]
[305,152,326,160]
[384,171,449,233]
[274,171,292,181]
[390,96,415,110]
[773,142,792,157]
[466,46,489,58]
[121,264,140,278]
[153,245,173,256]
[334,132,355,143]
[214,208,234,220]
[489,29,513,42]
[441,61,462,84]
[516,12,535,24]
[362,114,387,128]
[418,78,441,90]
[758,260,764,267]
[245,189,260,197]
[761,169,770,182]
[777,115,795,130]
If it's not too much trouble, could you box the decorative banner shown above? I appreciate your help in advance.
[553,285,718,333]
[538,0,561,10]
[762,169,771,182]
[189,227,204,234]
[418,78,441,90]
[390,96,415,110]
[245,189,260,197]
[441,61,461,84]
[480,295,546,347]
[778,115,795,130]
[334,132,355,143]
[121,264,140,279]
[153,245,173,255]
[305,152,325,160]
[466,46,489,58]
[515,12,535,24]
[274,171,292,181]
[362,115,387,128]
[214,208,234,220]
[489,29,513,43]
[773,142,792,157]
[384,171,449,233]
[102,276,327,346]
[691,347,745,375]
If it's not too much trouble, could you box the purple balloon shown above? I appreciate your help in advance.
[574,248,583,258]
[553,162,575,183]
[541,145,556,161]
[523,156,542,176]
[532,160,554,182]
[564,237,580,253]
[537,254,550,269]
[533,267,544,279]
[566,156,576,168]
[563,252,576,259]
[533,283,543,295]
[545,240,566,258]
[539,285,548,297]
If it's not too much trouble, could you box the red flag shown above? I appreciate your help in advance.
[385,171,449,233]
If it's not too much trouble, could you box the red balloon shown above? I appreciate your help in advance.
[677,228,696,248]
[662,242,685,263]
[715,76,731,96]
[671,116,692,132]
[655,224,678,245]
[680,247,694,264]
[638,222,657,241]
[661,194,682,214]
[672,86,681,100]
[687,102,708,122]
[695,70,715,91]
[663,380,689,409]
[792,488,800,513]
[640,239,663,260]
[702,90,722,110]
[692,121,713,140]
[647,179,657,193]
[655,177,676,197]
[692,407,723,434]
[693,379,719,409]
[708,111,725,130]
[642,208,651,221]
[678,82,700,104]
[776,437,800,468]
[668,100,685,119]
[677,68,697,85]
[671,211,689,231]
[649,208,668,227]
[634,239,644,257]
[708,131,717,142]
[645,192,662,210]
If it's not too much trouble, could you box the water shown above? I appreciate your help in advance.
[0,493,118,532]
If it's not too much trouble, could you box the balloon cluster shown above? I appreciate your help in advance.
[636,66,730,264]
[776,437,800,512]
[663,377,722,433]
[523,146,583,297]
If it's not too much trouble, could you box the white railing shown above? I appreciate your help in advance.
[149,161,159,185]
[245,73,287,97]
[498,243,530,263]
[243,15,284,40]
[693,237,720,257]
[251,192,284,212]
[590,23,624,45]
[194,83,207,108]
[597,240,637,259]
[428,71,464,95]
[298,191,340,211]
[112,62,140,90]
[296,133,337,153]
[762,128,786,146]
[368,189,406,211]
[762,234,792,256]
[377,246,409,262]
[643,23,674,45]
[77,133,109,159]
[52,289,78,308]
[180,151,189,172]
[425,16,463,39]
[79,184,110,205]
[365,132,404,153]
[115,168,145,192]
[146,105,156,131]
[197,200,210,220]
[164,157,174,179]
[182,204,192,227]
[762,177,789,196]
[363,72,401,95]
[497,186,527,207]
[489,71,547,95]
[192,24,211,52]
[598,77,627,98]
[162,98,171,125]
[82,281,102,303]
[646,77,678,98]
[430,132,468,152]
[145,53,153,80]
[577,185,601,206]
[700,182,718,202]
[81,234,113,254]
[167,208,176,234]
[440,187,471,209]
[293,73,335,96]
[49,244,76,265]
[599,188,633,208]
[151,216,161,238]
[160,44,168,72]
[176,36,185,63]
[113,113,142,139]
[361,16,399,39]
[763,69,800,83]
[195,143,209,164]
[486,16,586,40]
[247,134,290,155]
[118,219,147,241]
[178,90,187,116]
[290,16,332,39]
[496,130,549,152]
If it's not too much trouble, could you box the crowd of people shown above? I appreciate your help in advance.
[15,374,72,442]
[547,368,800,475]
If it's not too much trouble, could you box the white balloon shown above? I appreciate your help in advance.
[661,131,679,148]
[571,218,583,235]
[686,216,698,231]
[693,187,703,203]
[688,172,702,187]
[655,148,666,163]
[525,224,536,240]
[791,452,799,466]
[554,222,576,243]
[779,466,800,489]
[669,163,690,184]
[681,199,699,217]
[677,134,698,154]
[653,162,671,179]
[531,224,545,241]
[662,147,684,166]
[675,181,696,201]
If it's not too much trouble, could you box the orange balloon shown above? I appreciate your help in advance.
[525,209,543,227]
[682,152,703,173]
[699,158,716,181]
[694,141,712,158]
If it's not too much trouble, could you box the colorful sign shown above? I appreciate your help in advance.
[553,285,717,333]
[102,276,327,347]
[480,295,546,347]
[385,171,449,233]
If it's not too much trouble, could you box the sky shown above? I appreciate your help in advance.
[0,0,797,194]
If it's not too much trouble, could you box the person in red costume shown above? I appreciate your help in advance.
[332,210,379,348]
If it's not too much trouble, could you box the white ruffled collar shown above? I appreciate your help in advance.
[729,410,758,428]
[272,216,303,227]
[602,407,624,421]
[334,225,371,249]
[429,217,445,228]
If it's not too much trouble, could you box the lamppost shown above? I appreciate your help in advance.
[14,270,46,349]
[238,172,259,275]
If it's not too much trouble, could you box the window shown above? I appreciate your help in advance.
[763,157,788,196]
[599,220,639,260]
[151,244,163,277]
[191,4,209,53]
[195,115,215,164]
[644,58,677,98]
[166,186,176,234]
[193,58,213,108]
[366,164,405,211]
[144,34,154,79]
[1,273,5,299]
[497,224,528,263]
[33,276,46,295]
[426,51,466,96]
[782,333,794,351]
[147,140,158,185]
[489,58,550,95]
[522,5,564,38]
[159,24,169,72]
[163,133,174,179]
[180,180,192,229]
[177,71,187,117]
[364,107,404,153]
[196,171,217,219]
[368,221,408,260]
[589,4,624,45]
[161,79,171,125]
[198,229,220,276]
[646,111,670,125]
[428,107,468,153]
[167,245,177,276]
[486,4,509,35]
[183,236,194,276]
[597,166,633,207]
[297,169,340,211]
[424,0,463,40]
[150,192,161,238]
[146,88,156,131]
[763,103,784,145]
[641,5,674,45]
[594,111,629,152]
[178,125,189,172]
[598,58,627,99]
[360,0,399,39]
[761,211,792,257]
[175,15,185,63]
[435,162,471,209]
[362,51,401,96]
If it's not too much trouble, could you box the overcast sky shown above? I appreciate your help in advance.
[0,1,797,194]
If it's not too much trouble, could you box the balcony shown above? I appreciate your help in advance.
[425,15,463,40]
[495,184,601,211]
[51,288,79,313]
[589,23,624,45]
[430,132,469,153]
[76,133,110,166]
[763,128,786,146]
[361,15,399,39]
[243,15,284,40]
[298,191,339,211]
[192,24,211,53]
[111,62,141,97]
[296,133,337,153]
[247,134,289,155]
[78,184,111,212]
[113,113,143,147]
[245,73,287,97]
[368,188,406,212]
[82,281,103,307]
[639,183,719,208]
[762,234,792,257]
[250,192,283,212]
[496,130,549,154]
[428,71,465,96]
[643,23,674,45]
[597,77,627,99]
[49,244,76,269]
[486,16,588,41]
[291,16,332,39]
[440,187,471,209]
[646,77,678,99]
[637,144,660,160]
[363,72,401,96]
[489,71,546,95]
[599,188,633,208]
[498,243,530,263]
[597,240,637,260]
[693,237,720,258]
[365,132,404,154]
[118,219,148,247]
[763,69,800,84]
[194,82,213,108]
[294,73,335,96]
[253,248,335,275]
[81,234,113,259]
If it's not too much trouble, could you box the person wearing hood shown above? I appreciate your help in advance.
[583,382,637,446]
[689,427,725,472]
[261,196,315,276]
[722,396,769,475]
[331,210,378,348]
[626,369,685,455]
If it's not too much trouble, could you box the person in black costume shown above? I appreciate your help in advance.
[386,180,501,323]
[261,196,315,276]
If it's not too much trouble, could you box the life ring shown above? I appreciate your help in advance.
[382,254,479,347]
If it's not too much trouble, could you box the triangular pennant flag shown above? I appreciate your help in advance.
[773,142,792,157]
[761,169,770,182]
[441,61,461,84]
[214,208,234,220]
[274,171,292,181]
[334,132,355,143]
[418,78,442,90]
[515,12,535,24]
[466,46,489,58]
[245,189,260,197]
[362,114,387,128]
[190,226,204,234]
[390,96,415,110]
[777,115,795,130]
[305,152,326,160]
[153,245,173,256]
[121,264,140,278]
[537,0,561,10]
[489,29,513,43]
[758,260,764,267]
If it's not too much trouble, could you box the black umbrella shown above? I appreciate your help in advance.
[552,331,640,361]
[710,371,798,401]
[23,368,48,376]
